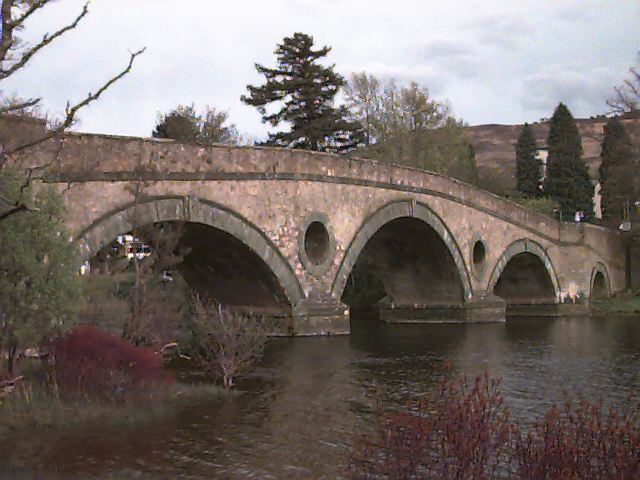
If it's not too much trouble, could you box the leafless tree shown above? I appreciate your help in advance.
[0,0,145,221]
[608,57,640,113]
[192,301,272,389]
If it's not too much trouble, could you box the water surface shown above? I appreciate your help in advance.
[3,314,640,479]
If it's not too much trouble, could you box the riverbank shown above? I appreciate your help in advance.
[591,291,640,316]
[0,382,230,437]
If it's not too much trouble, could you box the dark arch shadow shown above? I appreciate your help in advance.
[591,263,611,299]
[333,200,471,311]
[488,239,559,305]
[76,196,304,309]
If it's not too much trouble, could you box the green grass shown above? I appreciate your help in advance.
[591,291,640,315]
[0,381,229,436]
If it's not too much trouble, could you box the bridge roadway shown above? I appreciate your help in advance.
[24,132,626,335]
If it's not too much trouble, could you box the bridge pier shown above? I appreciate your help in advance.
[376,294,506,324]
[292,296,350,336]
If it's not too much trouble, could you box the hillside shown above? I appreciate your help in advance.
[468,111,640,191]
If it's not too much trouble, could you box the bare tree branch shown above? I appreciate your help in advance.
[4,47,146,157]
[9,0,49,28]
[0,1,146,224]
[0,97,41,115]
[0,202,33,220]
[0,3,90,80]
[607,66,640,113]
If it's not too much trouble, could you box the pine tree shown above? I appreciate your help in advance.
[599,116,636,221]
[241,32,364,152]
[153,105,239,146]
[153,105,200,144]
[515,123,542,196]
[544,103,594,220]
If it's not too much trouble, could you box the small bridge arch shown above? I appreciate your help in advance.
[488,238,560,304]
[590,263,611,299]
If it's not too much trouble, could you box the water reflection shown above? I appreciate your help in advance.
[1,314,639,479]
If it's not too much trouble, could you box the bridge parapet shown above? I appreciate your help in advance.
[27,132,563,242]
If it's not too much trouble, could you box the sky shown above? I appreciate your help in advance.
[3,0,639,140]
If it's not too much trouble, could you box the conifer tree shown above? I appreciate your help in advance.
[544,103,594,220]
[241,32,364,152]
[153,105,239,146]
[599,116,636,221]
[515,123,542,196]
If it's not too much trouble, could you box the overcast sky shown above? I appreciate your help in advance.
[4,0,639,140]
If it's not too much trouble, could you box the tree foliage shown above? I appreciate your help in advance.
[515,123,542,196]
[0,168,83,374]
[345,73,479,184]
[599,116,637,221]
[544,103,594,219]
[241,32,364,152]
[152,104,239,146]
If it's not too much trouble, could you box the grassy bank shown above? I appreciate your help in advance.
[0,381,230,436]
[591,291,640,315]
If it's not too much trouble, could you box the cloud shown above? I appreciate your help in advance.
[465,13,535,50]
[521,66,619,117]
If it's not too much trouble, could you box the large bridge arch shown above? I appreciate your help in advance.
[488,239,560,304]
[331,200,472,302]
[76,195,305,309]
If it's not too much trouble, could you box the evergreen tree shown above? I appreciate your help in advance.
[599,116,636,221]
[515,123,542,196]
[544,103,594,219]
[241,32,364,152]
[153,105,239,146]
[153,105,200,143]
[0,168,83,374]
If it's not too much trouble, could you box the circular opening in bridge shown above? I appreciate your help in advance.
[304,221,330,266]
[473,240,486,269]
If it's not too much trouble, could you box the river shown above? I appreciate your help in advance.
[3,314,640,479]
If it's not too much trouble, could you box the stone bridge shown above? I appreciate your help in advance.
[27,133,626,335]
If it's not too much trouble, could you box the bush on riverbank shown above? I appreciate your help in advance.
[0,325,235,437]
[349,370,640,479]
[53,325,172,403]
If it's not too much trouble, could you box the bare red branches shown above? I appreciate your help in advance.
[349,371,640,480]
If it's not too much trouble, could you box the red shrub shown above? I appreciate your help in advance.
[349,371,513,480]
[52,325,172,403]
[349,370,640,480]
[514,396,640,480]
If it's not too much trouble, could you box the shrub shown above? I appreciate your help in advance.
[349,371,513,479]
[191,301,272,389]
[52,325,172,403]
[514,396,640,480]
[349,371,640,480]
[516,196,561,218]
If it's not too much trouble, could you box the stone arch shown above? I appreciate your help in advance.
[487,238,560,301]
[332,199,472,300]
[76,195,305,307]
[590,263,611,299]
